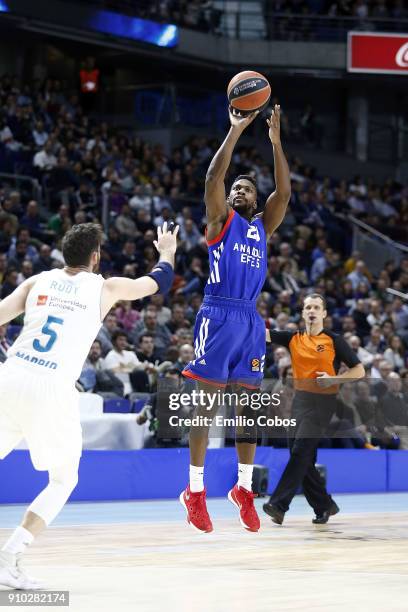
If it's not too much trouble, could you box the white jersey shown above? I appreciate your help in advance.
[7,269,104,385]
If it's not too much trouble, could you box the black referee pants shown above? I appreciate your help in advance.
[268,392,337,514]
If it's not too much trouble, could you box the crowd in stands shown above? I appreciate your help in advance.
[267,0,407,18]
[86,0,223,33]
[100,0,407,24]
[81,0,407,42]
[0,74,407,449]
[96,0,408,41]
[265,0,407,42]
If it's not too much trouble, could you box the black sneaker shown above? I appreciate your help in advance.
[312,501,340,524]
[263,501,285,525]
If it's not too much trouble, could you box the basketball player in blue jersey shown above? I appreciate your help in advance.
[180,104,291,532]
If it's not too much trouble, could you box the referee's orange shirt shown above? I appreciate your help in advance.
[269,329,361,394]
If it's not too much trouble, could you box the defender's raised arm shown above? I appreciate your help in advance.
[101,223,178,319]
[0,276,38,326]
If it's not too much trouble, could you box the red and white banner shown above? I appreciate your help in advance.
[348,32,408,75]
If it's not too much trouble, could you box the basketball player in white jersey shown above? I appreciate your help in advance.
[0,221,178,589]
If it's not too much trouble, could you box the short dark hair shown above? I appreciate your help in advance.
[381,318,394,328]
[139,333,154,344]
[165,367,182,376]
[62,223,103,267]
[232,175,257,190]
[112,330,128,344]
[303,293,327,310]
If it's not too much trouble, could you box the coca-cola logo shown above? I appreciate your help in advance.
[395,42,408,67]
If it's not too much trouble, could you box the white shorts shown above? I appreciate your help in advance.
[0,360,82,471]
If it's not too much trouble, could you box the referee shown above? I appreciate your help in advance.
[263,293,365,524]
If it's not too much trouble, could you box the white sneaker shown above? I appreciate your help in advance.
[0,551,45,590]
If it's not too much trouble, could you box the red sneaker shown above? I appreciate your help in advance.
[179,485,213,533]
[228,484,260,532]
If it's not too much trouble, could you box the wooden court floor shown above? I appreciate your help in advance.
[1,498,408,612]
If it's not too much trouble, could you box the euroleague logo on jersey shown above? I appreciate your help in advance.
[251,358,260,372]
[37,295,48,306]
[316,344,325,352]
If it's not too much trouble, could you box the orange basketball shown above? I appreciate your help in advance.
[227,70,271,113]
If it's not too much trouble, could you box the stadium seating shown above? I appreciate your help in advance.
[103,398,132,414]
[0,73,407,452]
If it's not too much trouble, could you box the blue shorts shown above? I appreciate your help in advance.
[182,295,266,388]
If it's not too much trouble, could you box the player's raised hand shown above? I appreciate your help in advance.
[229,106,259,131]
[267,104,281,145]
[153,221,179,255]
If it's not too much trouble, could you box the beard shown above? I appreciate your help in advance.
[231,199,253,215]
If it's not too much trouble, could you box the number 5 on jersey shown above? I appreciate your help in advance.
[33,315,64,353]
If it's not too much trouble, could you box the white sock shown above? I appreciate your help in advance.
[2,526,34,556]
[189,465,204,492]
[238,463,253,491]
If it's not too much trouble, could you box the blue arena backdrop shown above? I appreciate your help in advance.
[0,1,9,12]
[3,448,406,504]
[87,10,178,48]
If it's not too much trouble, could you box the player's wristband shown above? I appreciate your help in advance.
[146,261,174,295]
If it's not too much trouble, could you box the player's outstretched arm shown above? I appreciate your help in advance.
[0,276,39,326]
[100,223,179,320]
[205,108,259,233]
[261,105,291,237]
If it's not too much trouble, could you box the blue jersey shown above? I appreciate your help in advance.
[205,209,267,301]
[183,209,267,387]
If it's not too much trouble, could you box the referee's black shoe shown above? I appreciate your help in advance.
[263,501,285,525]
[312,501,340,524]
